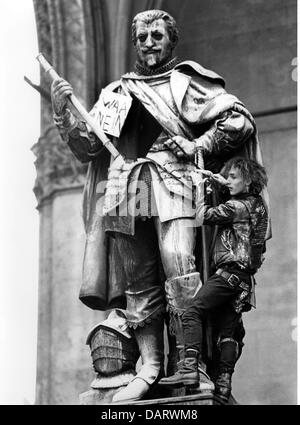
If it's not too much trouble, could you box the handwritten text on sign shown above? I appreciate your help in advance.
[94,89,132,138]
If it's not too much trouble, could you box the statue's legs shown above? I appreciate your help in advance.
[112,219,165,402]
[153,218,203,374]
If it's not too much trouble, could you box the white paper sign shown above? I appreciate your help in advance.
[94,89,132,137]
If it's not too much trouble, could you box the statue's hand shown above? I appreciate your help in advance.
[164,136,196,158]
[51,78,73,115]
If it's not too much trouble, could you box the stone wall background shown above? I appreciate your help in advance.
[33,0,297,404]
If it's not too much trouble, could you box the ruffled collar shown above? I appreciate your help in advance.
[134,57,179,76]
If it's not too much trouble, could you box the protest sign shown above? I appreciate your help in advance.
[93,89,132,137]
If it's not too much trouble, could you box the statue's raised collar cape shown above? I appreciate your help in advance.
[121,59,226,88]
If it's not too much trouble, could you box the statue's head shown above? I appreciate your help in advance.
[132,10,179,69]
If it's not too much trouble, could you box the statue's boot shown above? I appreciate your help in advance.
[112,317,164,403]
[214,338,239,403]
[163,272,213,392]
[165,272,201,372]
[166,326,179,377]
[166,313,185,374]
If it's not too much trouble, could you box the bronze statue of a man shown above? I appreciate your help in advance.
[51,10,265,402]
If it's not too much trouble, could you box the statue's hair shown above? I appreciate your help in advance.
[221,157,268,195]
[132,10,179,47]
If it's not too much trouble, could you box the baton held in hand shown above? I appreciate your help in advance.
[36,53,121,160]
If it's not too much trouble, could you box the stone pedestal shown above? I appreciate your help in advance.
[79,388,228,406]
[79,388,124,405]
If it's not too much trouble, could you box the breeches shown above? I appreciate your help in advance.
[114,217,197,326]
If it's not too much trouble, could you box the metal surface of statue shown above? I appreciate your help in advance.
[84,309,140,403]
[49,9,268,404]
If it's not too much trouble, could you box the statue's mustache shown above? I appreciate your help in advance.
[141,48,161,53]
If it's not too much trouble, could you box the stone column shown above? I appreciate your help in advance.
[33,0,106,404]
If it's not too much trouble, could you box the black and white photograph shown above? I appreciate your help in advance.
[0,0,297,408]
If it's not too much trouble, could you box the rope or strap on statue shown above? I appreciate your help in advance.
[36,53,121,160]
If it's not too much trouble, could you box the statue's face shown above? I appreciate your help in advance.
[135,19,173,69]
